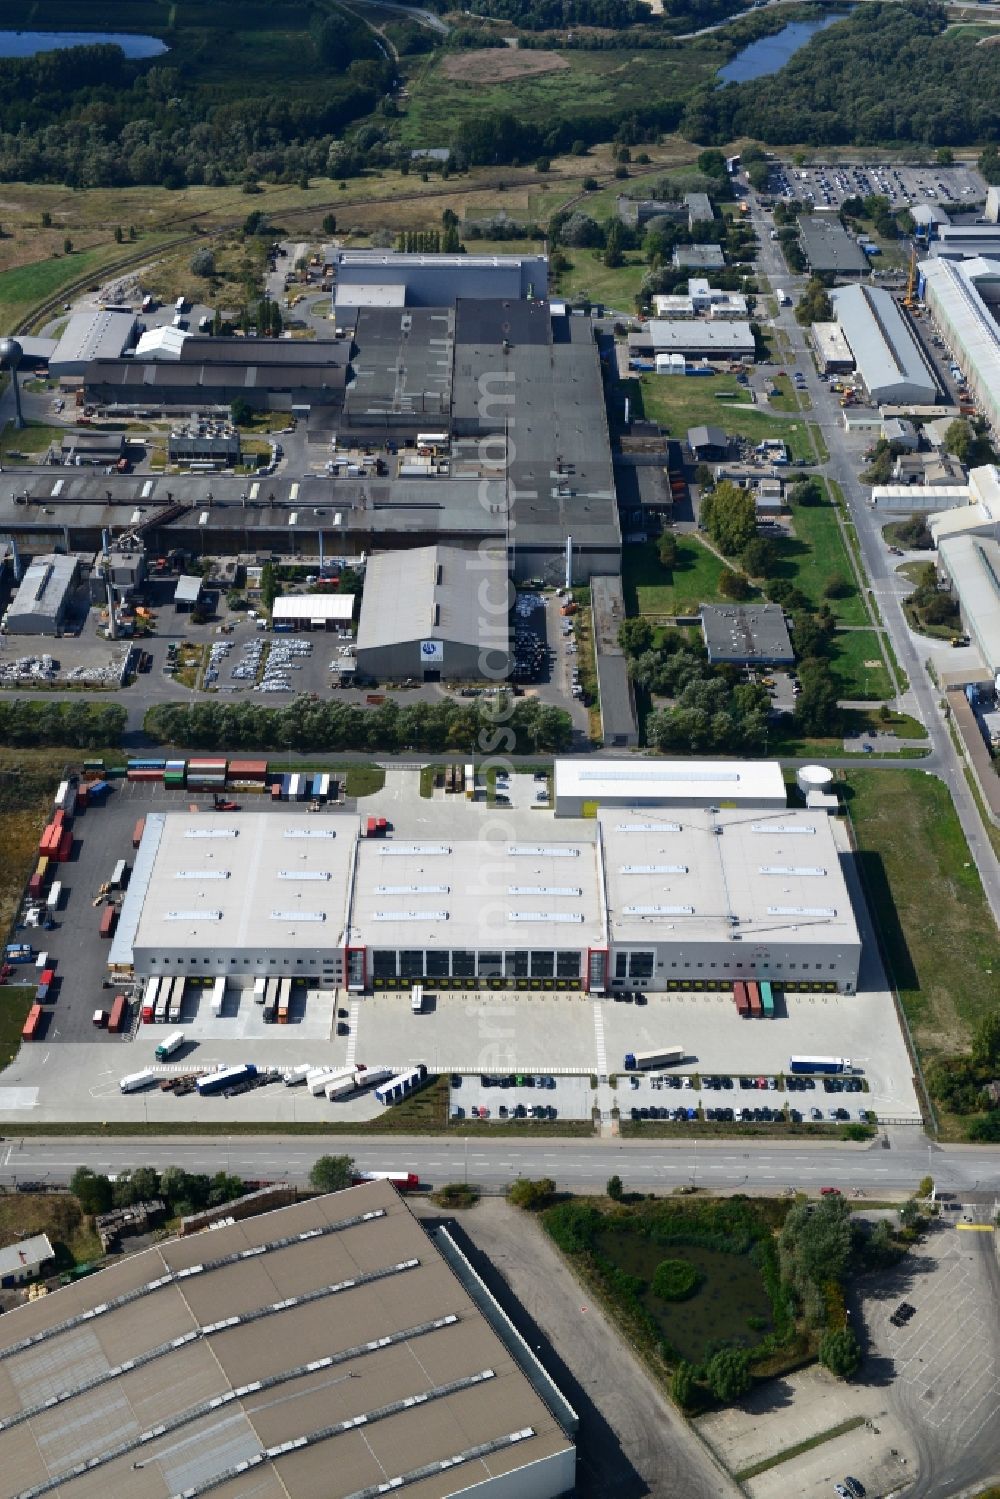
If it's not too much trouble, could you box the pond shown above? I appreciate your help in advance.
[0,31,167,59]
[718,15,844,83]
[596,1228,773,1364]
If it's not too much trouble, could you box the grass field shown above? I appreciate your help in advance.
[777,488,868,625]
[0,986,35,1072]
[554,249,647,311]
[638,375,815,461]
[0,421,64,462]
[0,1192,102,1269]
[0,239,173,333]
[622,537,745,616]
[829,630,894,701]
[844,769,1000,1104]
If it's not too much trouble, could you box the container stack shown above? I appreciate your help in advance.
[127,758,166,783]
[187,757,227,791]
[164,759,186,790]
[39,809,72,863]
[228,759,267,791]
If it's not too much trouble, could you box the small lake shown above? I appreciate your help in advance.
[596,1229,773,1364]
[0,31,167,60]
[718,15,843,83]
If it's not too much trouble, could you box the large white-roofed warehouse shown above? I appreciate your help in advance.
[111,795,861,994]
[831,284,938,406]
[552,758,787,818]
[0,1180,578,1499]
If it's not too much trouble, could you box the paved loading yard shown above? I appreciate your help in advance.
[0,776,920,1126]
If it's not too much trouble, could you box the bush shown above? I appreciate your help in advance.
[190,247,216,277]
[309,1154,354,1192]
[671,1360,696,1408]
[70,1166,113,1216]
[705,1345,752,1401]
[508,1177,556,1209]
[652,1257,702,1301]
[719,569,752,601]
[607,1174,623,1201]
[818,1326,861,1379]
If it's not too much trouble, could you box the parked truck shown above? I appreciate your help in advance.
[46,881,62,913]
[776,289,791,306]
[788,1055,852,1074]
[282,1063,311,1087]
[120,1068,157,1093]
[410,983,424,1014]
[325,1072,357,1101]
[196,1063,257,1096]
[108,993,128,1033]
[351,1170,420,1192]
[155,1029,185,1061]
[210,976,226,1017]
[623,1047,683,1071]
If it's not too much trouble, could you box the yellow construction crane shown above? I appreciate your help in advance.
[903,245,918,310]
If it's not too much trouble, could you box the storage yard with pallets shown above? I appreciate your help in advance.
[0,758,924,1129]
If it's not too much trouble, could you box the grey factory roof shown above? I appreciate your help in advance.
[0,1182,573,1499]
[912,202,951,228]
[0,1234,52,1279]
[631,321,754,355]
[672,244,726,270]
[6,553,78,624]
[929,224,1000,259]
[349,831,605,952]
[176,336,351,368]
[797,216,869,275]
[700,603,794,665]
[173,574,204,603]
[49,309,135,369]
[599,807,861,949]
[687,424,729,452]
[356,544,509,652]
[937,533,1000,675]
[344,307,454,423]
[831,284,938,403]
[685,192,715,223]
[121,811,360,960]
[86,360,348,395]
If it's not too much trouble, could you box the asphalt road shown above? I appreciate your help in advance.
[745,186,1000,927]
[2,1130,999,1196]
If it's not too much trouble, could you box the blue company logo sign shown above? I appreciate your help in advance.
[420,640,444,662]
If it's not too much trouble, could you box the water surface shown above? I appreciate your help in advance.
[0,31,167,60]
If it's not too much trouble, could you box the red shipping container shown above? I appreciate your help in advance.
[40,969,55,986]
[367,816,377,837]
[22,1005,42,1041]
[99,906,116,938]
[108,994,127,1032]
[77,786,89,808]
[28,875,43,899]
[56,830,73,862]
[271,783,281,800]
[132,818,146,848]
[52,809,65,829]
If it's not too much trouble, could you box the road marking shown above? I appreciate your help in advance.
[956,1223,994,1232]
[592,1003,607,1077]
[345,999,360,1068]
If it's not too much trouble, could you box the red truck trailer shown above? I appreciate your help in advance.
[734,981,750,1017]
[747,982,763,1017]
[22,1004,43,1041]
[132,817,146,849]
[108,993,128,1032]
[99,906,117,939]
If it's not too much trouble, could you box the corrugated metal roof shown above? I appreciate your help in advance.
[356,545,509,652]
[938,533,1000,674]
[831,284,937,402]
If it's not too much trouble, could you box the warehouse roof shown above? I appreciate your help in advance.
[700,603,794,664]
[600,808,861,949]
[86,360,348,395]
[631,321,755,354]
[272,593,355,623]
[831,284,937,401]
[0,1183,573,1499]
[798,216,869,274]
[356,545,509,652]
[938,533,1000,674]
[673,244,725,269]
[919,256,1000,428]
[929,465,1000,544]
[349,833,605,953]
[174,573,204,603]
[6,553,78,624]
[50,309,135,368]
[0,1233,52,1279]
[811,322,855,366]
[122,812,360,961]
[176,336,351,368]
[553,758,787,808]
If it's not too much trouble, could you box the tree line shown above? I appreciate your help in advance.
[145,695,573,753]
[0,699,125,748]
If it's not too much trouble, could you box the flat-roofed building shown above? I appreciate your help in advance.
[798,216,869,276]
[0,1182,577,1499]
[112,811,360,985]
[929,465,1000,546]
[938,532,1000,676]
[4,552,79,635]
[553,758,786,818]
[49,309,136,375]
[919,254,1000,436]
[0,1233,53,1286]
[333,250,547,307]
[685,191,715,227]
[810,322,855,374]
[272,593,355,631]
[600,808,861,994]
[672,244,726,271]
[629,321,754,362]
[700,603,794,667]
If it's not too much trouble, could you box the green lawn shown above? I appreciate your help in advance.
[638,375,815,461]
[829,631,893,701]
[0,238,175,334]
[0,986,35,1071]
[844,769,1000,1124]
[555,249,646,310]
[0,421,65,462]
[622,537,745,617]
[344,766,386,798]
[774,489,868,625]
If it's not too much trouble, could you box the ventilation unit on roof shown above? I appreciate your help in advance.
[507,886,582,897]
[766,906,836,918]
[378,844,450,857]
[165,910,222,921]
[624,904,694,916]
[283,828,336,839]
[759,866,826,877]
[750,824,814,835]
[372,911,449,922]
[508,911,584,923]
[174,870,230,880]
[506,846,579,858]
[277,870,331,881]
[619,865,687,875]
[183,828,238,839]
[614,823,681,833]
[375,885,450,896]
[270,910,326,922]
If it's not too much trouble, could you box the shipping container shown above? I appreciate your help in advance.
[155,1030,185,1061]
[39,968,55,987]
[623,1047,683,1070]
[210,976,226,1016]
[366,816,377,837]
[28,875,43,900]
[120,1069,157,1093]
[93,1009,108,1027]
[141,1004,154,1024]
[56,829,72,863]
[747,982,763,1018]
[760,980,775,1018]
[788,1056,852,1075]
[108,994,128,1033]
[34,982,50,1004]
[734,981,750,1017]
[132,818,146,849]
[46,881,62,912]
[277,977,291,1024]
[22,1005,43,1041]
[99,906,117,939]
[54,779,69,809]
[196,1063,257,1096]
[5,944,32,962]
[351,1170,420,1192]
[110,859,128,890]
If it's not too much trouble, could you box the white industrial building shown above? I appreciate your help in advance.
[271,594,355,631]
[919,254,1000,436]
[929,465,1000,547]
[553,758,787,818]
[333,251,547,308]
[3,553,80,635]
[653,280,747,320]
[937,533,1000,677]
[831,284,938,406]
[110,799,862,995]
[810,322,855,374]
[0,1234,53,1287]
[355,545,510,681]
[629,320,755,361]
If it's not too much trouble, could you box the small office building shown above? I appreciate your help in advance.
[553,757,787,818]
[4,554,79,635]
[0,1234,53,1287]
[700,603,795,667]
[173,574,204,612]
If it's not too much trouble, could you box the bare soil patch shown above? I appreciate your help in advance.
[440,48,570,82]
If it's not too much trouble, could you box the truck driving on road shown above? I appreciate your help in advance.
[155,1030,185,1061]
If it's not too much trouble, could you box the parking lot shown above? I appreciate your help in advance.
[768,158,986,211]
